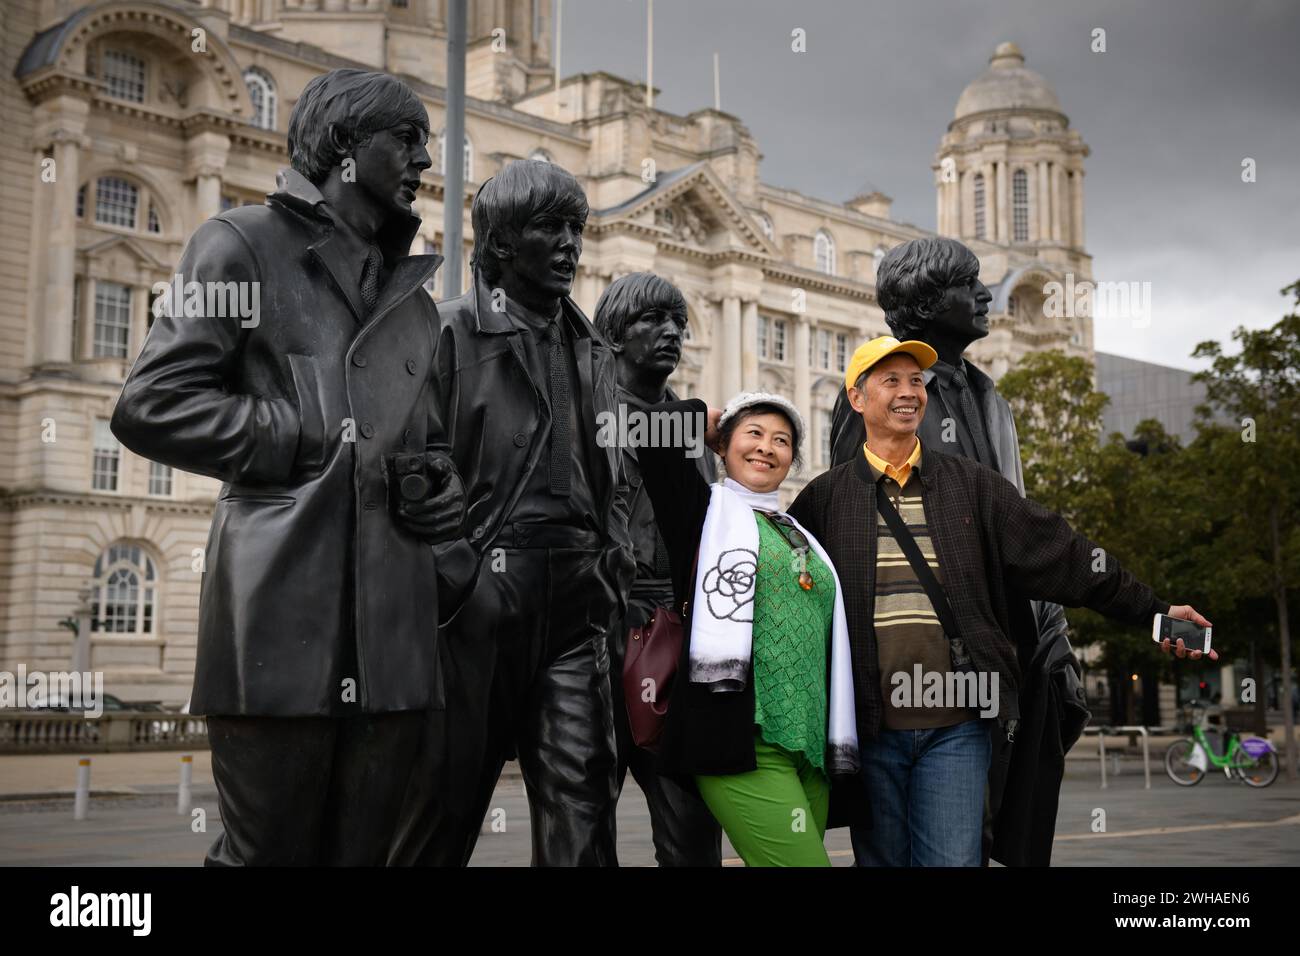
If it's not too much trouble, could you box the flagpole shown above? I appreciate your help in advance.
[554,0,563,119]
[443,0,466,298]
[713,51,720,111]
[645,0,653,109]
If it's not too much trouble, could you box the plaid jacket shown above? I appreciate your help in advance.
[788,447,1169,743]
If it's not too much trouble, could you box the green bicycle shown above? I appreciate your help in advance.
[1164,702,1279,787]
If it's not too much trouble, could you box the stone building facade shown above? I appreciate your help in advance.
[1,0,1094,704]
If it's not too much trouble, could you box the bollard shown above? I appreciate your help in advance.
[74,757,90,820]
[178,753,193,816]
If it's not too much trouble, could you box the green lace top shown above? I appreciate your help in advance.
[751,513,835,772]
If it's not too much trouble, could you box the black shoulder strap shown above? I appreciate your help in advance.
[876,490,970,667]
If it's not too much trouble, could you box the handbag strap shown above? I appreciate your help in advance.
[682,548,700,617]
[875,489,966,660]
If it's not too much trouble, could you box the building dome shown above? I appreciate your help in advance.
[953,42,1064,121]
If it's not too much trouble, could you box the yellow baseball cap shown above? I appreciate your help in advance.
[844,336,938,392]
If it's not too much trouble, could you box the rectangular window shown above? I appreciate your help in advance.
[95,177,139,229]
[820,409,833,466]
[835,333,848,373]
[148,461,173,497]
[92,420,120,492]
[772,319,787,362]
[94,281,131,359]
[758,315,770,358]
[818,329,831,370]
[1012,169,1030,242]
[102,50,146,104]
[974,175,987,240]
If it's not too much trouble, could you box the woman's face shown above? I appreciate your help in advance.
[723,412,795,494]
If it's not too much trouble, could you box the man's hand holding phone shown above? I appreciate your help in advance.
[1156,605,1217,661]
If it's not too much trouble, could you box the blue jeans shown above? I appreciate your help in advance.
[851,718,991,867]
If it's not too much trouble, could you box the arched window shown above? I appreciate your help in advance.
[100,49,146,103]
[438,130,474,180]
[814,229,836,275]
[95,176,139,229]
[1012,169,1029,242]
[973,173,986,240]
[87,176,165,235]
[243,68,277,131]
[528,148,553,164]
[91,542,157,636]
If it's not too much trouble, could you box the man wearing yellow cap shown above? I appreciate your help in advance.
[787,334,1213,867]
[833,236,1080,867]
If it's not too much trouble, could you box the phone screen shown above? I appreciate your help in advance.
[1154,614,1211,653]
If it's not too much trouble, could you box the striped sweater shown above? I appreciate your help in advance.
[870,456,977,730]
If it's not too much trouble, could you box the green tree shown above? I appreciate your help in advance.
[1190,284,1300,780]
[1001,351,1221,723]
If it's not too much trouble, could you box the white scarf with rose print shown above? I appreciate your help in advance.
[689,477,859,774]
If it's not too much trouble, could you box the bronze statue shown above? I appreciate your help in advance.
[391,160,637,866]
[110,68,465,865]
[593,272,722,866]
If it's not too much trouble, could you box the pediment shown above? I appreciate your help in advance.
[595,162,779,257]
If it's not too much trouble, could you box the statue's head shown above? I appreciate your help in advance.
[877,237,992,350]
[593,273,688,377]
[470,160,589,301]
[288,68,431,221]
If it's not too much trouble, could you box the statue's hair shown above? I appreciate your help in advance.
[470,160,589,283]
[288,69,429,185]
[592,272,688,347]
[876,237,982,341]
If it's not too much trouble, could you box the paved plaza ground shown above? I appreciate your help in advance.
[1,749,1296,866]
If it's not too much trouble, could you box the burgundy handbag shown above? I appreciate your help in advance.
[622,552,697,753]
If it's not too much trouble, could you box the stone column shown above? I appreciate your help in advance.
[721,295,742,399]
[1058,163,1072,245]
[80,277,97,360]
[793,315,811,430]
[130,281,150,361]
[1037,160,1050,242]
[741,299,759,390]
[1050,162,1063,242]
[35,97,90,366]
[983,162,996,239]
[1070,168,1086,248]
[995,160,1009,244]
[185,132,231,233]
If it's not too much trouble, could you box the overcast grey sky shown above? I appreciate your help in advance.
[559,0,1300,370]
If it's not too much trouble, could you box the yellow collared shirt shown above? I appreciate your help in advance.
[863,438,922,488]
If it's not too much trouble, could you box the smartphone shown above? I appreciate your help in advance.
[1152,613,1212,654]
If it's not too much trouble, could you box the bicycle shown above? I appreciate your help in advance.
[1164,701,1279,787]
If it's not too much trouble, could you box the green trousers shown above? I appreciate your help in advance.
[695,734,831,867]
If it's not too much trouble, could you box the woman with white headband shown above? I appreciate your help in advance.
[634,391,859,866]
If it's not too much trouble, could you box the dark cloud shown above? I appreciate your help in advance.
[560,0,1300,368]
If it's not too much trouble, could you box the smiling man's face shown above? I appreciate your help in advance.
[849,353,928,443]
[929,269,993,343]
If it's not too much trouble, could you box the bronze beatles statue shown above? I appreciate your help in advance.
[111,69,465,865]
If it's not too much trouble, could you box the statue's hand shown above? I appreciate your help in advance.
[396,452,466,544]
[704,406,724,455]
